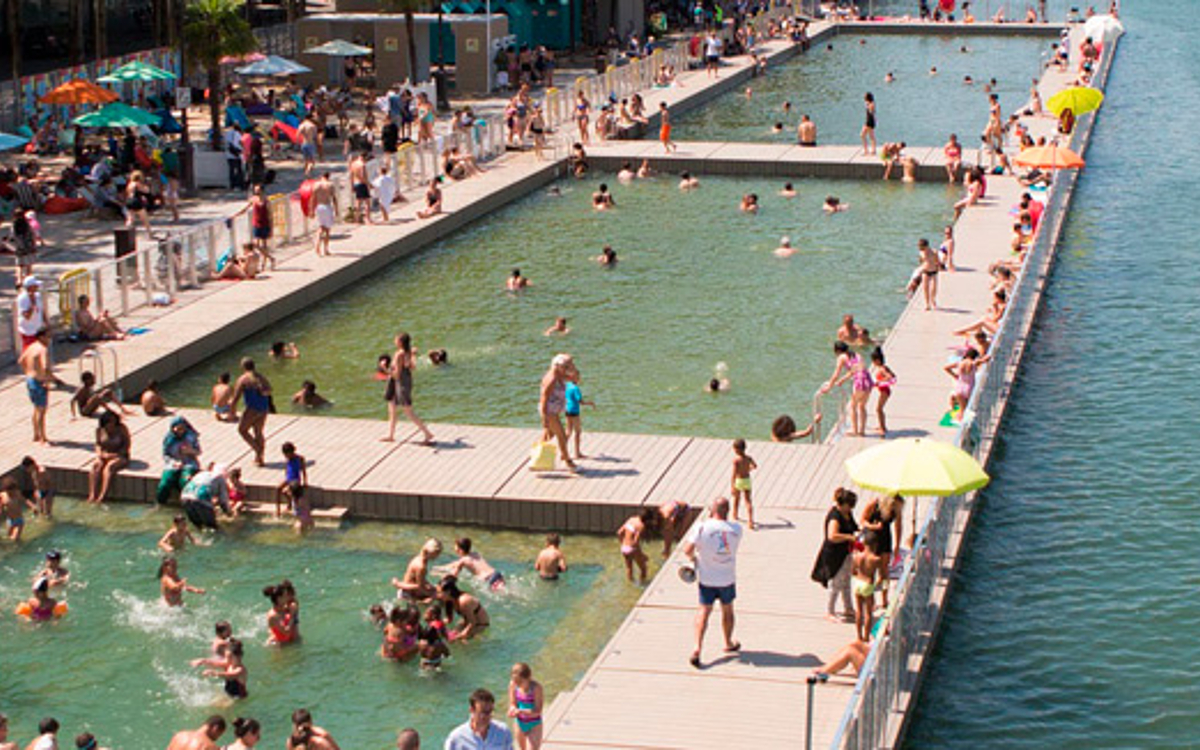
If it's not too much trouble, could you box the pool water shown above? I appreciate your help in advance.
[672,33,1050,146]
[161,176,955,439]
[0,502,640,747]
[905,6,1200,748]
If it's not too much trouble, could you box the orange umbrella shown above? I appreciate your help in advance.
[39,79,119,105]
[1013,143,1085,170]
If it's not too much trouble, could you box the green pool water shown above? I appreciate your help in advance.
[672,33,1050,146]
[0,502,640,747]
[161,175,955,440]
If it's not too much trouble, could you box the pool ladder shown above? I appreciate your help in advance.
[77,347,123,403]
[811,380,850,444]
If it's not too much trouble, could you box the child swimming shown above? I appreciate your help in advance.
[535,533,568,580]
[440,537,506,590]
[158,514,197,552]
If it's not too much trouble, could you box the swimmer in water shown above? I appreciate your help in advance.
[679,171,700,190]
[780,182,797,198]
[544,317,570,336]
[774,236,797,258]
[202,637,248,699]
[439,537,506,590]
[269,341,300,359]
[158,514,197,552]
[963,75,975,86]
[191,620,233,667]
[706,377,730,393]
[960,45,970,53]
[884,71,895,83]
[24,577,58,622]
[740,193,759,214]
[771,414,821,442]
[592,183,615,210]
[824,196,848,213]
[783,100,792,113]
[39,550,70,588]
[636,159,654,179]
[596,245,618,265]
[418,604,450,668]
[744,86,753,99]
[535,533,568,580]
[375,354,392,380]
[507,268,531,290]
[428,349,448,366]
[393,538,442,602]
[929,66,938,75]
[264,583,300,645]
[291,380,330,409]
[159,556,205,607]
[369,604,387,627]
[772,122,784,133]
[437,575,490,640]
[617,161,636,183]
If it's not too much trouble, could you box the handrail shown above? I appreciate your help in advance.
[811,379,850,443]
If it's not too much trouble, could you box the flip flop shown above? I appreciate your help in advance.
[689,653,702,669]
[724,641,742,653]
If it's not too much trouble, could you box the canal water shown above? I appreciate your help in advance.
[906,6,1200,747]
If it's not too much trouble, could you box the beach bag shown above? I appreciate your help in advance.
[529,441,556,471]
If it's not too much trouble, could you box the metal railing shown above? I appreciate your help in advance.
[811,379,850,443]
[826,27,1119,750]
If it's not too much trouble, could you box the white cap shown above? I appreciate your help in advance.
[22,276,40,288]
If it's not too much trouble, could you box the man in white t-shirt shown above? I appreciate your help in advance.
[682,496,743,667]
[704,32,723,78]
[17,275,45,349]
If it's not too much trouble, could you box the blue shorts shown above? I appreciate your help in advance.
[301,143,317,160]
[26,377,47,408]
[8,516,24,528]
[698,583,736,606]
[253,226,270,240]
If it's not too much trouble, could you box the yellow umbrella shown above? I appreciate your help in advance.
[1013,143,1085,170]
[1047,86,1104,117]
[844,438,989,497]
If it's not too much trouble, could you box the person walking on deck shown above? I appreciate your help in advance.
[683,497,743,668]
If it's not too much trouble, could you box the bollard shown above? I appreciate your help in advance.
[806,674,819,750]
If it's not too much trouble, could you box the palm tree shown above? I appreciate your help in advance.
[184,0,258,148]
[382,0,423,85]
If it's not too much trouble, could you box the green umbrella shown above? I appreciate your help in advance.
[74,102,162,128]
[304,39,374,56]
[97,60,178,83]
[1046,86,1104,117]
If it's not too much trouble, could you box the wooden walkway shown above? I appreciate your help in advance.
[588,141,957,182]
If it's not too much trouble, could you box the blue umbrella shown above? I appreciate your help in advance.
[0,132,29,151]
[236,55,312,77]
[304,39,373,56]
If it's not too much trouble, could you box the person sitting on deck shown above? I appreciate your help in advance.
[74,295,125,340]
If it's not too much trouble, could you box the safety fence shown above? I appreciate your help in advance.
[12,120,517,357]
[825,29,1117,750]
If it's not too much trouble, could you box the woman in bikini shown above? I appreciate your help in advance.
[821,341,873,437]
[381,606,418,661]
[917,238,940,311]
[616,507,657,584]
[575,91,591,145]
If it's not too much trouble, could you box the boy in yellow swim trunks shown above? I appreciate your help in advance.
[730,439,758,530]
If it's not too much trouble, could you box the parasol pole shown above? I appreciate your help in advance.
[486,0,492,92]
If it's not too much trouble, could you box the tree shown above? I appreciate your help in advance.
[382,0,423,85]
[94,0,108,58]
[8,0,19,126]
[184,0,258,148]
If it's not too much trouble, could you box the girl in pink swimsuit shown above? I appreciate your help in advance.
[871,348,897,437]
[822,341,874,437]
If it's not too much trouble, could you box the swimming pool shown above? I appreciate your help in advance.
[160,175,955,439]
[0,502,640,746]
[672,33,1051,146]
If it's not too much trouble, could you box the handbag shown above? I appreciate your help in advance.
[529,441,556,471]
